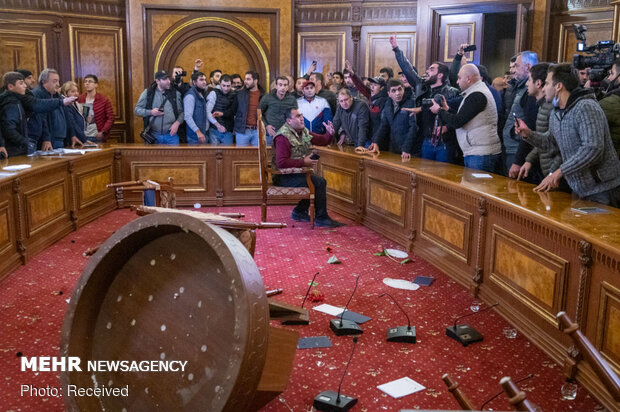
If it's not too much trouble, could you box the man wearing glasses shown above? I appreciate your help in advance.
[78,74,115,142]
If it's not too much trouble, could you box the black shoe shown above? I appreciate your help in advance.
[314,217,346,228]
[291,210,311,222]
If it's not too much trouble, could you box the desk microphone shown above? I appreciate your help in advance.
[446,302,499,346]
[330,275,362,336]
[379,293,415,343]
[313,337,359,411]
[273,272,318,325]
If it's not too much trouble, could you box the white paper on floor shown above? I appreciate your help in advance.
[312,303,344,316]
[383,278,420,291]
[377,376,425,398]
[385,249,408,259]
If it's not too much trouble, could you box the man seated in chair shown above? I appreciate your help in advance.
[272,108,345,228]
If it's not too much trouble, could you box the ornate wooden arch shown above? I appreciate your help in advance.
[152,17,271,89]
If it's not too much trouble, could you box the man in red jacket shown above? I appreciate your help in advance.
[77,74,114,142]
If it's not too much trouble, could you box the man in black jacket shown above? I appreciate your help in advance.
[232,71,265,146]
[32,68,72,149]
[368,79,418,160]
[0,72,29,157]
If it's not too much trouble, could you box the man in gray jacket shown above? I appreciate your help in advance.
[135,70,184,145]
[332,88,370,147]
[516,64,620,207]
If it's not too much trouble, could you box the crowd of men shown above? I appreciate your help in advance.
[1,40,619,208]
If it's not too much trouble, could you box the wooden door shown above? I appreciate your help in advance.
[436,13,484,66]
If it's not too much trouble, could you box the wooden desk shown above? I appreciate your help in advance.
[317,145,620,410]
[0,144,618,409]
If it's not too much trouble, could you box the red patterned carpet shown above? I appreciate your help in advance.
[0,206,603,411]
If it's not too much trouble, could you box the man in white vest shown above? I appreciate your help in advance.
[430,64,502,173]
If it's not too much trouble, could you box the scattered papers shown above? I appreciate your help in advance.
[312,303,344,316]
[298,336,332,349]
[0,172,17,178]
[377,377,425,399]
[385,249,408,259]
[571,207,610,214]
[383,278,420,291]
[472,173,493,178]
[327,255,341,264]
[341,310,371,324]
[2,164,32,171]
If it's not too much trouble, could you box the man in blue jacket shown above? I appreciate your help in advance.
[368,79,418,161]
[32,68,72,149]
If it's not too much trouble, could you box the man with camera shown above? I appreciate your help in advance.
[272,107,344,228]
[431,64,502,174]
[171,66,190,97]
[599,58,620,156]
[134,70,184,145]
[390,35,459,162]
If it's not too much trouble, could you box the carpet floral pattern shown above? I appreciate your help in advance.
[0,207,602,411]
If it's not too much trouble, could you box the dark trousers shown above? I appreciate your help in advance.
[274,173,328,218]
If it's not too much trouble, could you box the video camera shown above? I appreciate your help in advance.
[572,24,619,84]
[421,94,444,109]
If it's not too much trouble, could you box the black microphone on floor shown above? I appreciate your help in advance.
[379,293,416,343]
[313,337,359,412]
[330,275,363,336]
[301,271,320,309]
[446,302,499,346]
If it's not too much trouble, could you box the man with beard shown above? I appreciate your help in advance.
[599,59,620,156]
[516,64,620,207]
[233,71,265,146]
[272,107,344,227]
[183,71,209,144]
[231,74,243,90]
[208,70,222,93]
[207,74,236,145]
[135,70,184,145]
[390,35,460,163]
[368,79,417,160]
[342,70,358,97]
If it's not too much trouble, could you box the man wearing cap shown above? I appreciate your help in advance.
[297,80,332,135]
[134,70,184,145]
[15,69,36,90]
[345,60,390,149]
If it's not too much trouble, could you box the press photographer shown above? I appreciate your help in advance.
[171,66,190,97]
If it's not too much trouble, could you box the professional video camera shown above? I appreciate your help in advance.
[572,24,619,84]
[420,94,445,109]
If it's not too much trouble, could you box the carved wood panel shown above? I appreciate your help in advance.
[297,32,346,75]
[596,281,620,372]
[0,29,47,78]
[69,24,126,125]
[438,13,483,64]
[364,30,415,78]
[131,162,207,191]
[421,194,472,263]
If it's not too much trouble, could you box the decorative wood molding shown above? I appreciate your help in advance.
[576,240,593,325]
[552,0,611,12]
[0,0,125,19]
[473,197,487,289]
[595,281,620,372]
[295,1,417,25]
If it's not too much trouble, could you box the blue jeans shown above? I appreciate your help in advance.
[51,138,65,149]
[421,139,456,163]
[155,133,179,145]
[209,129,234,145]
[186,130,206,145]
[464,153,502,174]
[235,128,259,146]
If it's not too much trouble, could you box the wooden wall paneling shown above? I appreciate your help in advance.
[437,13,483,65]
[0,27,48,77]
[552,11,614,62]
[297,30,348,76]
[614,0,620,41]
[361,26,416,78]
[69,150,117,227]
[318,150,361,221]
[68,23,127,142]
[221,148,263,206]
[18,163,73,262]
[0,180,20,281]
[413,177,478,289]
[595,281,620,373]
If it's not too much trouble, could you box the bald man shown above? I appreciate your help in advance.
[430,64,502,173]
